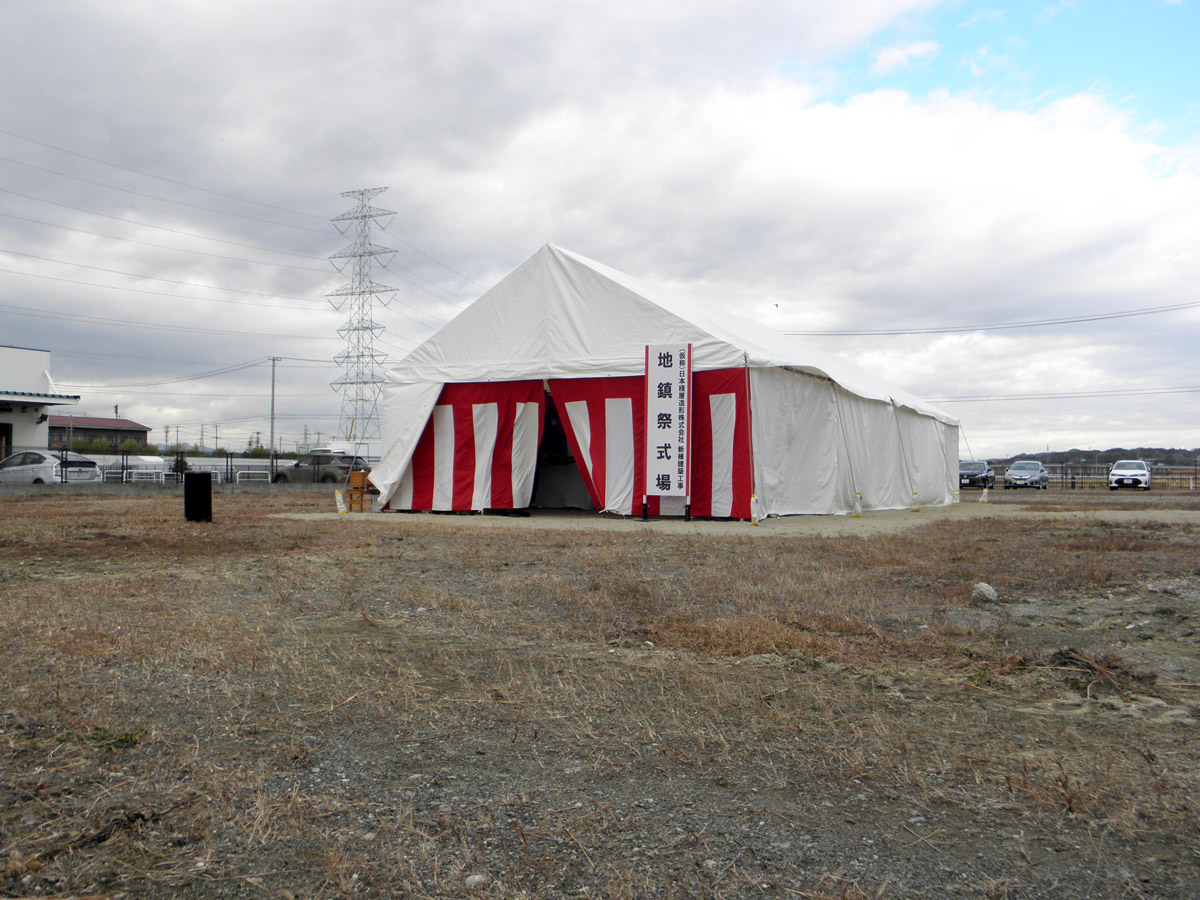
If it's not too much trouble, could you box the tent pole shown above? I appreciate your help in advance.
[742,358,760,522]
[891,403,919,510]
[831,385,863,516]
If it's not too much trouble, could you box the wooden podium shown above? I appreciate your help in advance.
[345,470,369,513]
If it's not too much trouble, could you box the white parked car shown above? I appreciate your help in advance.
[0,450,104,484]
[1108,460,1152,491]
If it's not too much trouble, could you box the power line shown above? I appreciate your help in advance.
[0,298,338,340]
[0,185,327,259]
[0,267,330,312]
[2,238,456,324]
[167,412,340,429]
[1,164,473,307]
[0,248,327,303]
[928,385,1200,403]
[57,359,269,389]
[0,126,324,221]
[52,349,220,365]
[0,262,443,332]
[277,355,343,364]
[3,155,478,305]
[0,209,331,271]
[382,237,487,291]
[74,388,328,398]
[783,299,1200,335]
[2,184,474,308]
[0,59,321,190]
[379,256,474,304]
[0,153,330,234]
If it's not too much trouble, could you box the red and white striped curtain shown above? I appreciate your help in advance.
[386,381,544,511]
[385,370,753,517]
[550,368,753,518]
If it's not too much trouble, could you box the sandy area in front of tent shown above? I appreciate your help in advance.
[275,490,1200,536]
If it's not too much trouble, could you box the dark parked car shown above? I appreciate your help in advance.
[959,460,995,489]
[1003,460,1049,490]
[274,452,368,484]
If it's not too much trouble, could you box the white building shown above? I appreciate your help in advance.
[0,345,80,459]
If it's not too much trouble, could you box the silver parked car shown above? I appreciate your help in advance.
[1108,460,1152,491]
[1003,460,1049,490]
[273,451,368,484]
[0,450,104,484]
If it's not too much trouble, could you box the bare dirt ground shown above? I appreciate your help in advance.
[2,490,1199,899]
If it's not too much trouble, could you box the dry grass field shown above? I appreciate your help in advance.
[1,491,1199,899]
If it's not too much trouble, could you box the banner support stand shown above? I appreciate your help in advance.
[641,496,648,521]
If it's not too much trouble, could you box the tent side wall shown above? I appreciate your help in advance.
[896,406,960,507]
[748,367,843,515]
[370,381,444,507]
[749,368,959,516]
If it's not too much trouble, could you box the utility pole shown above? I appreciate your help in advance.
[328,187,396,450]
[269,356,279,476]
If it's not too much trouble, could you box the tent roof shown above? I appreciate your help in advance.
[386,244,956,424]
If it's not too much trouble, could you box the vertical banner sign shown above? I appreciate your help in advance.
[644,343,692,498]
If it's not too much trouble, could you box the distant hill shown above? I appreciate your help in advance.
[1000,447,1199,467]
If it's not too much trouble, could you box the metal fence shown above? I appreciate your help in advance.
[1,447,387,487]
[989,463,1200,491]
[5,443,1197,490]
[0,447,274,485]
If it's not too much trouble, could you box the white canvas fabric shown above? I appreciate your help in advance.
[370,381,443,507]
[470,403,499,512]
[511,401,540,507]
[709,393,737,518]
[748,367,841,516]
[373,244,960,515]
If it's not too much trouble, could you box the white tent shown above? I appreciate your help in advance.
[370,244,959,518]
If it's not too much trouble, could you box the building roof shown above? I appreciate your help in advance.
[0,390,80,404]
[47,415,150,431]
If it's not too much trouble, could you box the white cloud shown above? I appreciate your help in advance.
[1035,0,1079,26]
[871,40,941,74]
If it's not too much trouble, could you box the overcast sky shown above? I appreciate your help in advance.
[2,0,1197,460]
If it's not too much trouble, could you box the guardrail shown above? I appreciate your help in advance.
[235,470,271,483]
[98,468,229,484]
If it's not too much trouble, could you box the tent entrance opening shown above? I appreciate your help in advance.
[531,391,592,510]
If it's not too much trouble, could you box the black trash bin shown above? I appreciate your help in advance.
[184,472,212,523]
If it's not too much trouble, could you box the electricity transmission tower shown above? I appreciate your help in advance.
[328,187,397,445]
